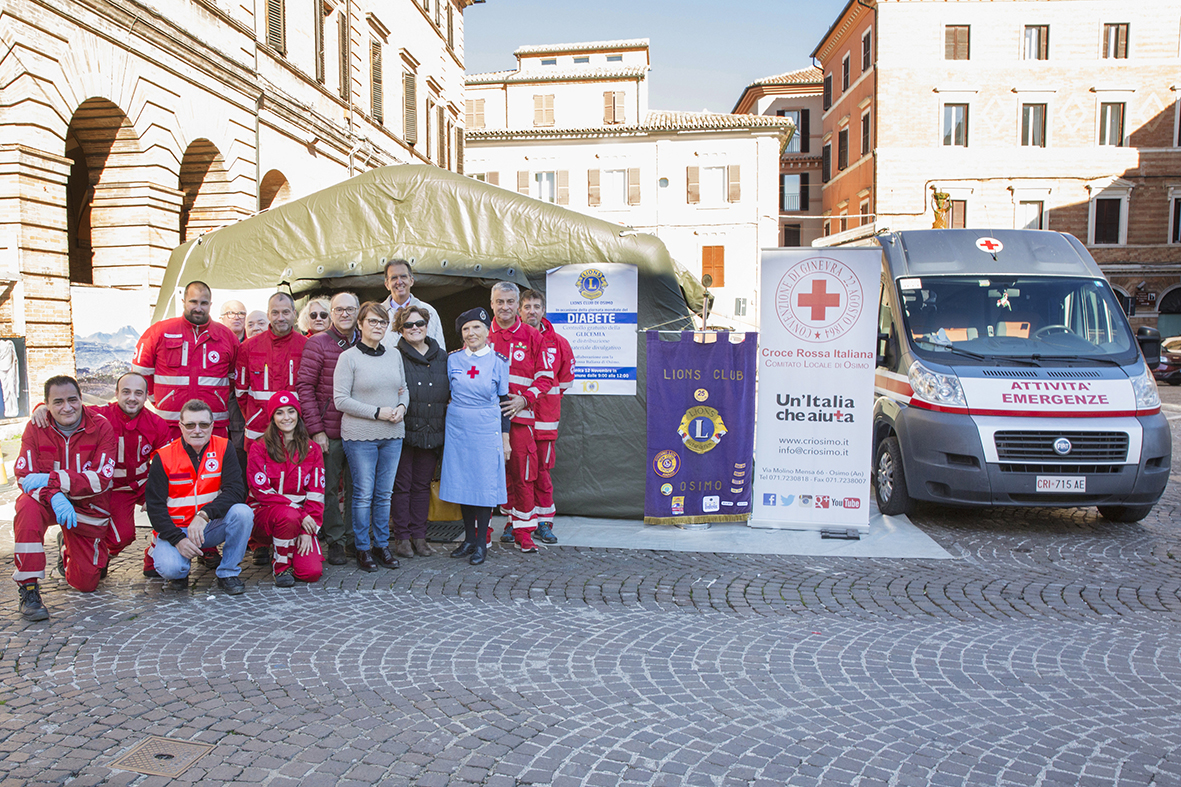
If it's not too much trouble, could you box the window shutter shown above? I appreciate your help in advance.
[338,13,350,101]
[1116,24,1127,58]
[437,105,446,165]
[627,167,641,205]
[475,99,483,129]
[403,72,417,144]
[944,27,956,59]
[447,3,454,48]
[702,246,725,287]
[799,109,810,153]
[957,27,969,59]
[544,95,554,126]
[614,92,625,123]
[1038,28,1048,60]
[425,99,433,158]
[800,173,809,211]
[822,145,831,183]
[486,171,498,186]
[267,0,286,54]
[603,91,613,123]
[370,42,383,125]
[686,166,700,204]
[726,164,741,202]
[779,174,785,211]
[314,0,325,82]
[588,169,601,206]
[534,95,544,126]
[557,170,569,205]
[517,171,529,195]
[456,128,464,175]
[465,99,474,128]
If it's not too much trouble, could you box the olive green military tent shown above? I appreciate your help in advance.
[157,164,700,517]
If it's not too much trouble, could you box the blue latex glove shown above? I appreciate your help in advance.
[50,492,77,530]
[20,473,50,493]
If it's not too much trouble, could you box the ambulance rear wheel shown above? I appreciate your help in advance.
[1097,504,1154,523]
[875,436,914,516]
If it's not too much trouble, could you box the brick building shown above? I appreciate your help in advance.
[732,66,826,249]
[812,0,1181,331]
[0,0,473,397]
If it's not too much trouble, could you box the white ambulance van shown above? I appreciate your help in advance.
[873,229,1170,522]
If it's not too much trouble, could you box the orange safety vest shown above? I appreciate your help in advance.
[158,435,228,527]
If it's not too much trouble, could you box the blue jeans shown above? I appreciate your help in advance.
[343,438,403,551]
[154,504,253,580]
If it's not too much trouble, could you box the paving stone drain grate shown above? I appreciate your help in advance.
[107,736,215,778]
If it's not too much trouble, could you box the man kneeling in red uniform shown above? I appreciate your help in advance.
[14,375,116,621]
[247,391,325,586]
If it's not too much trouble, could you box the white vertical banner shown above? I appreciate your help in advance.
[546,263,638,396]
[751,248,881,531]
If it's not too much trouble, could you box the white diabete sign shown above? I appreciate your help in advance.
[958,378,1137,416]
[546,263,638,396]
[752,248,881,531]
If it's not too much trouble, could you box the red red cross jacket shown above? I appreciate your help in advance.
[533,318,576,441]
[488,318,554,427]
[246,440,326,528]
[132,317,239,428]
[91,402,172,499]
[236,328,308,441]
[14,407,117,527]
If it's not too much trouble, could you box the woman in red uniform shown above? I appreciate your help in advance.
[247,391,325,586]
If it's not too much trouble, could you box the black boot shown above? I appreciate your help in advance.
[19,582,49,622]
[469,542,487,565]
[451,541,475,558]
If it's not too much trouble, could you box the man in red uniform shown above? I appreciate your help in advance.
[13,376,117,621]
[132,280,239,437]
[488,282,554,552]
[236,292,307,565]
[519,289,575,545]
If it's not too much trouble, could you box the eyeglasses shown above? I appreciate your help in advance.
[179,420,212,431]
[221,311,246,318]
[310,311,329,319]
[402,320,427,329]
[364,318,389,328]
[332,307,358,315]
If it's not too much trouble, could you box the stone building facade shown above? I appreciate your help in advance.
[0,0,473,391]
[811,0,1181,330]
[463,40,794,331]
[732,66,825,249]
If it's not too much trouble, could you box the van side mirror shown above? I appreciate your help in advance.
[1137,326,1161,368]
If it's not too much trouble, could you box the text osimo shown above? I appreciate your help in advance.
[669,480,725,491]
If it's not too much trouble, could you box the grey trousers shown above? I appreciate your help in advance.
[323,437,354,547]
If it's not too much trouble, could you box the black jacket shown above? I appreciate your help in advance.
[145,440,245,546]
[397,336,449,450]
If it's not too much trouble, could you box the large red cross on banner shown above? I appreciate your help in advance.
[797,278,841,321]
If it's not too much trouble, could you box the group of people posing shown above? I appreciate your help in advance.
[11,260,574,621]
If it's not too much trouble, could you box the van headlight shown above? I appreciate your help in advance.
[908,360,967,407]
[1129,363,1161,409]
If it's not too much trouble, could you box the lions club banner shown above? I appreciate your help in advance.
[645,331,756,525]
[752,248,880,531]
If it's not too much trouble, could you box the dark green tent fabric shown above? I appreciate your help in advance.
[157,164,696,517]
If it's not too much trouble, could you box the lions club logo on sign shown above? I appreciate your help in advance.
[653,450,680,478]
[775,257,864,343]
[677,406,727,455]
[576,268,608,300]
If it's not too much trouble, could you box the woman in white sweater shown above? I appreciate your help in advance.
[333,302,410,573]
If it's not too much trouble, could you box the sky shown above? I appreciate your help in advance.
[463,0,845,114]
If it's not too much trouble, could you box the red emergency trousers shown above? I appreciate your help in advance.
[132,316,238,436]
[488,319,553,534]
[533,320,575,522]
[13,409,116,591]
[247,440,325,582]
[91,403,171,557]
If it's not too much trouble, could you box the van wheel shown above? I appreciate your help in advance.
[874,436,914,516]
[1097,504,1155,523]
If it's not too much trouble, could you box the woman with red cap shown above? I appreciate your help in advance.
[247,390,326,586]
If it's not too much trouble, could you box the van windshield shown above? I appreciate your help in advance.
[899,276,1138,365]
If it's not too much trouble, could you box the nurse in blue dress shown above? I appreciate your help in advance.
[439,307,512,565]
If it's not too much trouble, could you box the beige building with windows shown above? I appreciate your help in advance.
[463,40,794,330]
[732,67,826,249]
[0,0,473,391]
[812,0,1181,330]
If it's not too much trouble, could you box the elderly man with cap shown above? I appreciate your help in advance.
[247,390,325,586]
[438,307,512,565]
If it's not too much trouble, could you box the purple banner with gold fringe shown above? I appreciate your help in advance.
[645,331,757,525]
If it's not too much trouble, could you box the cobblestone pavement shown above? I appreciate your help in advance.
[1,419,1180,785]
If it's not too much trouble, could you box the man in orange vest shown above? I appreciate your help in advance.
[144,399,252,594]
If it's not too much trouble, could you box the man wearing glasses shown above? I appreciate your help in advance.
[145,399,252,594]
[380,259,446,351]
[297,292,361,565]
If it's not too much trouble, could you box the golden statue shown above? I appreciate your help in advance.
[931,189,951,229]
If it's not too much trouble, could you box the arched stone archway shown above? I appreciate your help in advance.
[259,169,293,211]
[180,139,234,242]
[1156,285,1181,338]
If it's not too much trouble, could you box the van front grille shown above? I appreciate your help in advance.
[994,431,1128,462]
